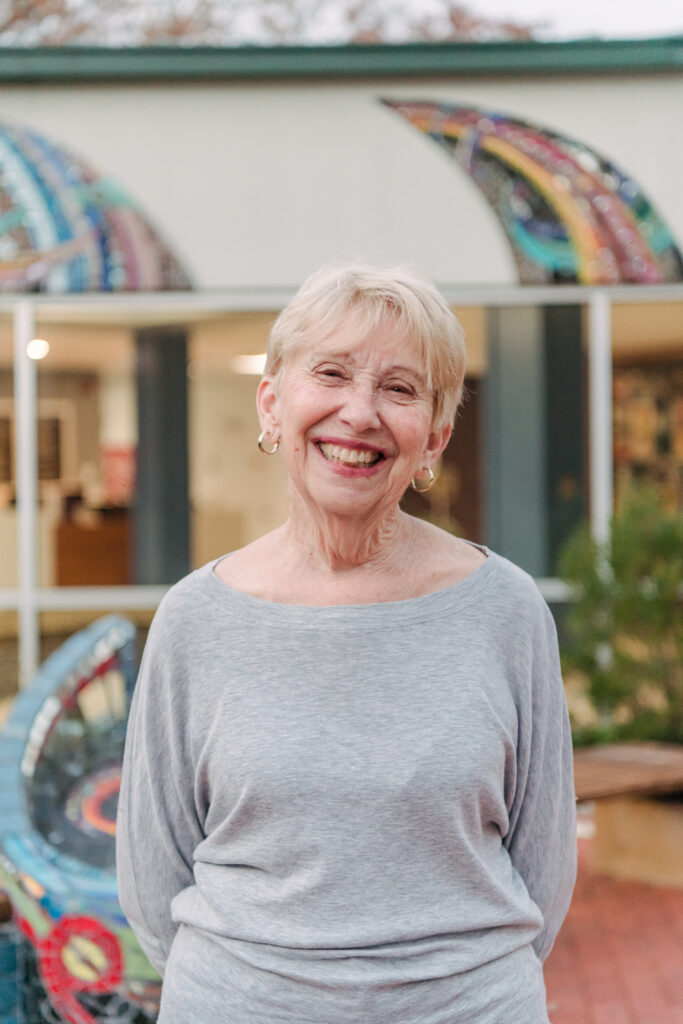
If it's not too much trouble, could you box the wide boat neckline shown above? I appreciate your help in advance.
[198,544,498,627]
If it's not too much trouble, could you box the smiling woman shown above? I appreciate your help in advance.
[116,263,577,1024]
[229,264,470,595]
[254,319,452,579]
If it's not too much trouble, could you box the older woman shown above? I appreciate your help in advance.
[116,264,576,1024]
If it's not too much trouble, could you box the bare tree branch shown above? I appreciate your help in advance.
[0,0,540,46]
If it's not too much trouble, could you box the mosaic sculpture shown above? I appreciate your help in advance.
[385,100,683,285]
[0,121,190,293]
[0,617,160,1024]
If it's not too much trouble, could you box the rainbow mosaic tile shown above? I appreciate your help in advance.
[0,121,190,293]
[386,101,683,285]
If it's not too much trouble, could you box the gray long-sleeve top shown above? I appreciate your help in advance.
[116,550,576,1023]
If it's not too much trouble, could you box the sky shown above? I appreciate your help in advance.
[472,0,683,39]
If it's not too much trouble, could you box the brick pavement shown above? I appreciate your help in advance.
[545,815,683,1024]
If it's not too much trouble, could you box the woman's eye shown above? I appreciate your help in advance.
[388,383,413,396]
[315,367,347,383]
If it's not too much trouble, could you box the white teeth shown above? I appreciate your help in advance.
[318,443,381,466]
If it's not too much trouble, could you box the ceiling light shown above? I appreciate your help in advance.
[231,353,266,375]
[27,338,50,360]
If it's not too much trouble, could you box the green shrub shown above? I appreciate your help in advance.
[558,487,683,746]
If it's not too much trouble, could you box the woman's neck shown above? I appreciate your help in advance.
[283,500,410,575]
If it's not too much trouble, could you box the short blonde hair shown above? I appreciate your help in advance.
[265,263,467,428]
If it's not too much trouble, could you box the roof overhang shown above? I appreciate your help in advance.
[1,37,682,84]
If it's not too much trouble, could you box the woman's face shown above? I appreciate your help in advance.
[257,317,451,522]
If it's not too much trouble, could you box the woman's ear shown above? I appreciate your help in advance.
[423,422,452,466]
[256,376,280,438]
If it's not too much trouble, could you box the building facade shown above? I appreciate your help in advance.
[0,38,681,683]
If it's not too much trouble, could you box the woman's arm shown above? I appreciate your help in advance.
[504,598,577,963]
[116,603,204,975]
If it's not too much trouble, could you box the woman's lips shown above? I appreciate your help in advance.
[313,439,387,474]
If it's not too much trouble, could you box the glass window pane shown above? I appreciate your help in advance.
[188,314,289,569]
[612,301,683,512]
[34,319,136,586]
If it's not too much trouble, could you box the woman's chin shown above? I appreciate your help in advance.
[300,478,399,520]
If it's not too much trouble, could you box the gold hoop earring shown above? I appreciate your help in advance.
[257,431,279,455]
[410,467,435,493]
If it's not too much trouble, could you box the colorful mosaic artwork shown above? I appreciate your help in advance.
[385,100,683,285]
[0,618,161,1024]
[0,121,190,293]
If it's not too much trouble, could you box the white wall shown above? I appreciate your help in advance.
[3,73,680,290]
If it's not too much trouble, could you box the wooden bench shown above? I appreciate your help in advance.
[574,742,683,802]
[573,742,683,888]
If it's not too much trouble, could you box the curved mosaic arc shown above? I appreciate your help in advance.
[0,121,190,293]
[0,617,160,1024]
[384,100,683,285]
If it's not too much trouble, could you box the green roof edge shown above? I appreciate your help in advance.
[1,37,682,82]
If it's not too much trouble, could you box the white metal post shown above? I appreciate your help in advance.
[13,300,39,687]
[587,292,613,546]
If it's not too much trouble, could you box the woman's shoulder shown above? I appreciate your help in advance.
[212,530,285,599]
[147,556,230,638]
[416,521,549,614]
[478,547,556,638]
[148,530,284,616]
[408,518,486,591]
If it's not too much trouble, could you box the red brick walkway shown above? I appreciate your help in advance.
[545,821,683,1024]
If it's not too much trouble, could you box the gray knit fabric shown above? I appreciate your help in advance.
[116,548,576,1023]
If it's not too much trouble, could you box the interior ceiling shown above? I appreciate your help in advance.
[611,303,683,360]
[0,313,277,373]
[0,303,680,373]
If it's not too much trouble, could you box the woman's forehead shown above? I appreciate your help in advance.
[302,322,426,372]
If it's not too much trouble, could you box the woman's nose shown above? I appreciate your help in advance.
[338,382,381,431]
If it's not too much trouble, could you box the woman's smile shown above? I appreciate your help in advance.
[314,437,386,474]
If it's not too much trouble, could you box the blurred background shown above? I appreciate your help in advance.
[0,0,681,689]
[0,3,682,1021]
